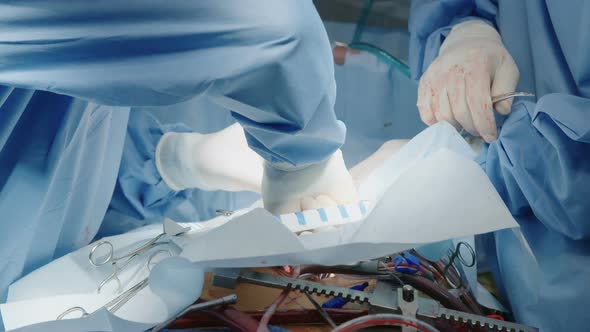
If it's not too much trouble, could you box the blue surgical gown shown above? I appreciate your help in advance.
[409,1,590,331]
[0,0,343,168]
[0,0,343,312]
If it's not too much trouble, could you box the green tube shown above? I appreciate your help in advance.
[351,0,374,44]
[348,42,411,78]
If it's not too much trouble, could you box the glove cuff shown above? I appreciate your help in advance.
[155,132,210,191]
[441,20,502,54]
[264,149,343,175]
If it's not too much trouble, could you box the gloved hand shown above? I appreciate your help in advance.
[155,123,263,192]
[417,20,519,142]
[262,149,357,215]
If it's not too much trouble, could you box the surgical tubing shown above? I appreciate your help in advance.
[400,274,472,313]
[257,289,289,332]
[205,308,259,332]
[332,313,439,332]
[349,0,411,77]
[460,289,485,316]
[351,0,374,44]
[433,260,461,290]
[258,266,301,332]
[407,254,481,314]
[433,258,483,312]
[348,42,411,78]
[411,250,445,281]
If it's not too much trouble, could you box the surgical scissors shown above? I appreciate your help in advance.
[492,91,535,104]
[459,92,535,137]
[58,248,173,320]
[90,220,190,293]
[442,241,476,289]
[57,277,150,320]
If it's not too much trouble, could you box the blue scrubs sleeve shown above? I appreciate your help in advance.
[109,111,196,221]
[0,0,345,167]
[477,95,590,240]
[409,0,497,80]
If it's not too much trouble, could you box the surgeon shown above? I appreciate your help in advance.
[409,1,590,331]
[0,0,357,312]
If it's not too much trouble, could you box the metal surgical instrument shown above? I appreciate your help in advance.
[213,269,539,332]
[149,294,238,332]
[57,277,150,320]
[492,92,535,104]
[90,220,190,293]
[459,92,535,137]
[58,246,175,319]
[442,241,476,289]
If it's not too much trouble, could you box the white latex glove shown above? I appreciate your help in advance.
[349,139,409,184]
[262,149,357,215]
[156,123,263,192]
[417,20,519,142]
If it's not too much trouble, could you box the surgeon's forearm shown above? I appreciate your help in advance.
[0,0,345,168]
[183,125,408,194]
[208,1,345,169]
[158,132,411,196]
